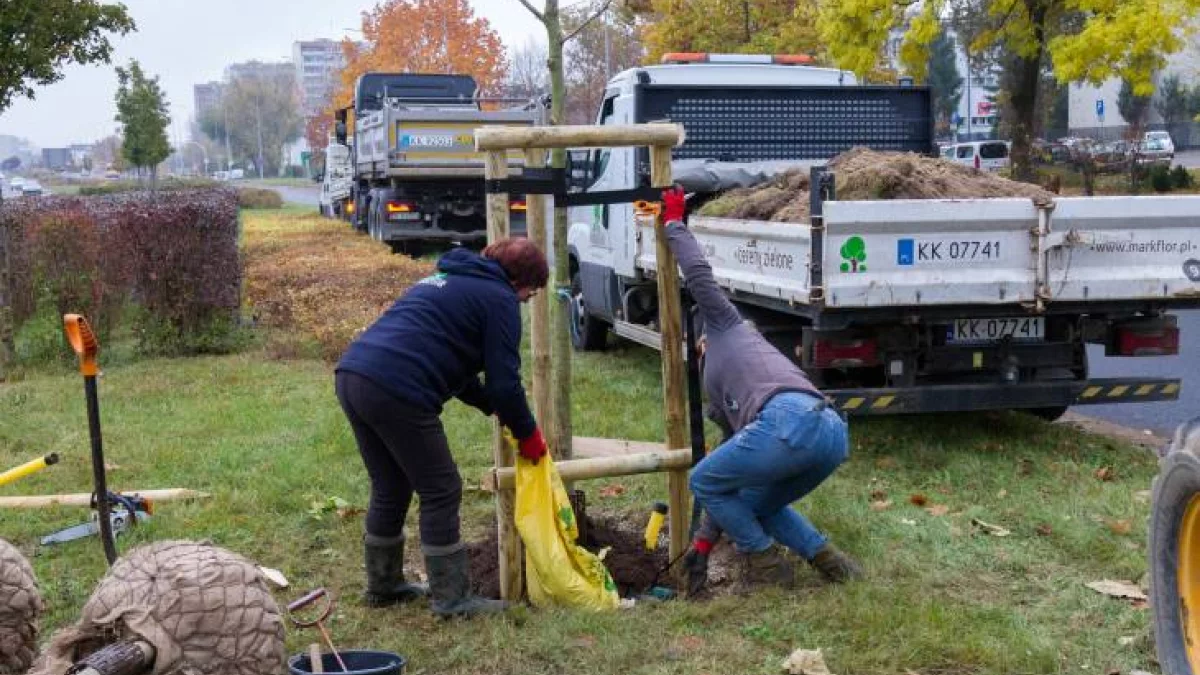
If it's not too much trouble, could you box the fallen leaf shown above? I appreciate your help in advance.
[1131,599,1150,611]
[900,518,918,526]
[598,484,626,498]
[1118,636,1136,646]
[677,636,705,651]
[1035,523,1054,536]
[1134,490,1152,503]
[971,518,1012,537]
[869,488,887,501]
[1086,579,1147,602]
[258,566,289,588]
[1095,466,1116,482]
[996,489,1008,498]
[870,500,893,511]
[925,504,950,517]
[104,462,122,471]
[909,493,928,507]
[1107,519,1132,536]
[782,648,835,675]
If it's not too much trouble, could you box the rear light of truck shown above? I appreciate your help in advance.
[811,337,879,368]
[385,200,416,214]
[1111,322,1179,356]
[345,202,355,214]
[509,200,527,211]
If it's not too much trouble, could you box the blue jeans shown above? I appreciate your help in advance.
[689,392,849,558]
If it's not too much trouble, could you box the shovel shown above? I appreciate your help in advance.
[63,314,118,565]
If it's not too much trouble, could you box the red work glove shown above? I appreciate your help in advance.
[661,185,687,225]
[518,427,549,464]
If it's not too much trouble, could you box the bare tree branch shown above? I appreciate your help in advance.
[516,0,546,23]
[561,0,615,44]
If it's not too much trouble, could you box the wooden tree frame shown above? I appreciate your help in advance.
[476,123,691,601]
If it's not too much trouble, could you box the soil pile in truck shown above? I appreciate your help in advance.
[696,147,1054,223]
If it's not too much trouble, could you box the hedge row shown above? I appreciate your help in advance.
[0,188,243,359]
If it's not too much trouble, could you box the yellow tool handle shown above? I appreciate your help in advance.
[643,502,669,551]
[0,453,59,488]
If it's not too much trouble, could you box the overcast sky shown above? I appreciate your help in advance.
[0,0,546,148]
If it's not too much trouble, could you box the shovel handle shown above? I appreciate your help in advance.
[64,314,99,376]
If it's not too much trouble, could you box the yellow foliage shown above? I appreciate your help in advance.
[898,0,942,82]
[816,0,902,79]
[642,0,823,63]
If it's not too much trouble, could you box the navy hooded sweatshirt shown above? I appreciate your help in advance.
[335,248,537,440]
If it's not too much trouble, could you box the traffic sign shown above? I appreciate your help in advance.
[1095,99,1105,121]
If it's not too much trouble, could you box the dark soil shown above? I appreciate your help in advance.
[468,513,674,599]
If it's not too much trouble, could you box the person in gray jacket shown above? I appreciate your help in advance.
[660,186,863,591]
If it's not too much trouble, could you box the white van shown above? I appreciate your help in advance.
[943,140,1010,171]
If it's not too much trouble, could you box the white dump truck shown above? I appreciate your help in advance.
[566,54,1200,418]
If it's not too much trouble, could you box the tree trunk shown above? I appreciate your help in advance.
[0,201,13,382]
[1007,2,1047,183]
[546,2,574,462]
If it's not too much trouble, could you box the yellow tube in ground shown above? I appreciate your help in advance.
[0,454,59,488]
[644,502,669,551]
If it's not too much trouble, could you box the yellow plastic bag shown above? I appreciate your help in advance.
[513,451,620,611]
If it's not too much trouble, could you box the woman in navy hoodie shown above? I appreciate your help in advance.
[335,238,549,618]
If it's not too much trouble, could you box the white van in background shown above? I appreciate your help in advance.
[942,140,1010,171]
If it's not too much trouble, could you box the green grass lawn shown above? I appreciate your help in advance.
[0,211,1163,675]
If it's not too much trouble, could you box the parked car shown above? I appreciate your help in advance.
[945,140,1010,171]
[1144,130,1176,155]
[20,180,44,196]
[1137,138,1174,167]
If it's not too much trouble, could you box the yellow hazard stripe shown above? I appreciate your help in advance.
[842,397,866,410]
[1135,384,1156,396]
[1107,385,1130,398]
[872,395,896,409]
[1081,386,1103,399]
[1162,383,1181,396]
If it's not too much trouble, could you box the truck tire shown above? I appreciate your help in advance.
[569,268,608,351]
[1150,419,1200,675]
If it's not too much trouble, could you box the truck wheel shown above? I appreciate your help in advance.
[1150,420,1200,675]
[569,268,608,351]
[1026,406,1069,422]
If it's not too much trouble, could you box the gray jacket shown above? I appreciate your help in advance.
[664,221,821,434]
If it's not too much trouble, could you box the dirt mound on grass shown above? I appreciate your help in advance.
[695,147,1054,223]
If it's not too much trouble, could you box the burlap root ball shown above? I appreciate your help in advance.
[0,538,43,674]
[31,541,285,675]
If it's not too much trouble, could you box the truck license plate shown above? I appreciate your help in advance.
[947,317,1044,343]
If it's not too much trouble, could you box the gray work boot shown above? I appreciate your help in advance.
[808,543,864,584]
[423,543,507,618]
[740,543,796,589]
[364,533,428,607]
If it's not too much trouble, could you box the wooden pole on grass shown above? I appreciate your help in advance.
[525,148,554,447]
[485,150,524,602]
[649,143,691,569]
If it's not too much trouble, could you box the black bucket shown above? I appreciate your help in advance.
[288,649,406,675]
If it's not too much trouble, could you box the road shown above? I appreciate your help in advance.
[1072,309,1199,436]
[269,184,319,207]
[1175,149,1200,169]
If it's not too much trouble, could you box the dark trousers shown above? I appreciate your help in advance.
[335,371,463,547]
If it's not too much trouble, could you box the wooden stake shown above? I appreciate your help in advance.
[524,149,554,451]
[476,124,684,151]
[484,150,523,602]
[649,143,691,570]
[308,644,324,674]
[0,489,210,509]
[483,449,692,492]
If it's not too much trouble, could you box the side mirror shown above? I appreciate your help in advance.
[565,149,591,190]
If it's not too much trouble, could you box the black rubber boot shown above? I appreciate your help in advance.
[683,546,711,598]
[808,543,864,584]
[740,543,796,589]
[423,543,506,618]
[364,533,427,608]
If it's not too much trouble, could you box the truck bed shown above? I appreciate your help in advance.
[636,195,1200,311]
[355,107,537,178]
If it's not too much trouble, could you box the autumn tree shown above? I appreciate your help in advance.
[305,114,334,176]
[331,0,508,113]
[563,1,644,124]
[638,0,822,63]
[115,60,171,185]
[818,0,1200,181]
[927,27,963,134]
